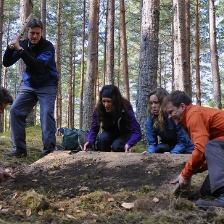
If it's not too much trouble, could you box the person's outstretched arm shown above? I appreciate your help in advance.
[0,168,15,183]
[83,109,99,151]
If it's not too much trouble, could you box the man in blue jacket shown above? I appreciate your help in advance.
[3,18,59,157]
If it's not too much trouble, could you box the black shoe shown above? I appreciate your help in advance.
[42,149,54,156]
[5,150,27,158]
[195,194,224,210]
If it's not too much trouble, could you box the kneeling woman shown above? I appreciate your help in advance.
[83,85,142,152]
[146,88,194,154]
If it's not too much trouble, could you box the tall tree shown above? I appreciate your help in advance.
[83,0,100,129]
[19,0,33,84]
[103,0,109,85]
[136,0,160,137]
[56,0,62,128]
[195,0,201,104]
[0,0,4,84]
[116,29,121,88]
[40,0,46,38]
[68,17,75,128]
[120,0,130,100]
[95,0,100,100]
[172,0,189,92]
[2,2,20,131]
[185,0,191,95]
[0,0,4,132]
[208,0,221,109]
[79,0,86,129]
[20,0,34,126]
[105,0,115,84]
[171,8,175,91]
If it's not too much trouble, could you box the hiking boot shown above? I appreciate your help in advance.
[195,194,224,210]
[5,150,27,158]
[42,149,54,156]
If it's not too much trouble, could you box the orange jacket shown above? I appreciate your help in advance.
[179,104,224,179]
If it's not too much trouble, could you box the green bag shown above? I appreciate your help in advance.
[62,128,79,150]
[58,128,89,152]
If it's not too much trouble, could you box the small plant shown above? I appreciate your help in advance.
[140,185,156,194]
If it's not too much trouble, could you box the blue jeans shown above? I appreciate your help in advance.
[10,85,57,155]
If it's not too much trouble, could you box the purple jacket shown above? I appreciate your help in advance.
[87,108,142,148]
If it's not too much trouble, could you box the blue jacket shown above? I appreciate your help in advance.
[3,37,59,88]
[87,108,142,148]
[145,113,194,154]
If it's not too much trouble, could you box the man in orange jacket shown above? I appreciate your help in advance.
[163,90,224,210]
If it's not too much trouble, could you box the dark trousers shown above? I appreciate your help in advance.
[10,85,57,154]
[200,140,224,196]
[156,143,173,153]
[97,131,131,152]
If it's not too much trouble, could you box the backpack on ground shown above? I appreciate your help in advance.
[57,128,89,153]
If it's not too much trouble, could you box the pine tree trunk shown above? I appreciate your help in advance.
[195,0,201,104]
[173,0,189,91]
[208,0,222,109]
[120,0,130,100]
[103,0,109,86]
[20,0,34,127]
[79,0,86,129]
[105,0,115,84]
[0,0,4,132]
[136,0,160,138]
[68,18,75,128]
[0,0,4,84]
[41,0,46,38]
[185,0,191,96]
[56,0,62,128]
[3,18,12,131]
[83,0,99,130]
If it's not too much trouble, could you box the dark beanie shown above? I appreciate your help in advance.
[101,88,113,98]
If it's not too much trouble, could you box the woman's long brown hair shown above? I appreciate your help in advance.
[148,88,169,131]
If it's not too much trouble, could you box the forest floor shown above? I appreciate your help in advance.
[0,126,224,224]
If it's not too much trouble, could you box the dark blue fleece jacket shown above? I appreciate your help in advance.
[3,37,59,88]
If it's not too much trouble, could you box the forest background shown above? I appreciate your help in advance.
[0,0,224,139]
[1,1,224,223]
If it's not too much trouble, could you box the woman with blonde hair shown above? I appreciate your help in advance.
[145,88,194,154]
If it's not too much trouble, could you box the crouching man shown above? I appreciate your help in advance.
[163,90,224,210]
